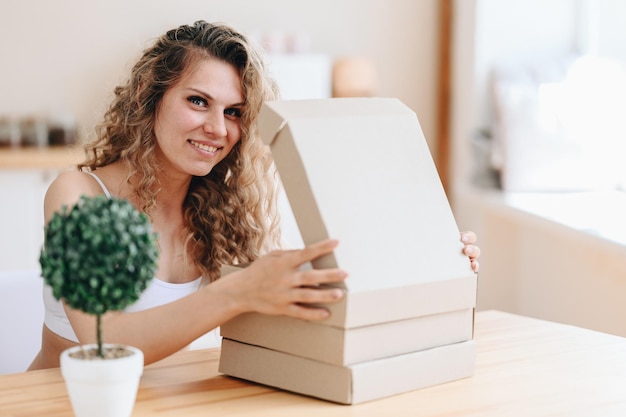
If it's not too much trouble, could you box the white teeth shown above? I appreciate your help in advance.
[190,140,217,152]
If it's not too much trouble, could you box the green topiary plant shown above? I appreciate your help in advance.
[40,194,159,358]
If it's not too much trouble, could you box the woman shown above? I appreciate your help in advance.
[28,20,480,370]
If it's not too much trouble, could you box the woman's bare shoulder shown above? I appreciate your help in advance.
[47,170,105,198]
[43,170,105,222]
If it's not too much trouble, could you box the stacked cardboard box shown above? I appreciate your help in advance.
[218,98,477,404]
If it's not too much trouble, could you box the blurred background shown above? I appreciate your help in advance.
[2,0,626,340]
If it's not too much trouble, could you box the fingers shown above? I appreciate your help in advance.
[281,241,347,320]
[461,231,480,273]
[294,267,348,287]
[292,284,345,304]
[470,259,480,273]
[284,266,347,321]
[463,244,481,260]
[286,303,333,321]
[232,238,348,320]
[280,238,347,287]
[464,245,480,273]
[294,238,339,265]
[265,284,344,321]
[460,231,477,245]
[285,286,345,321]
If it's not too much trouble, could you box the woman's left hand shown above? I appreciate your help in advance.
[460,231,480,273]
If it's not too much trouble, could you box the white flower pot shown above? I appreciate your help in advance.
[60,344,144,417]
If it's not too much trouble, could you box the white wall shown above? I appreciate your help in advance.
[0,0,440,151]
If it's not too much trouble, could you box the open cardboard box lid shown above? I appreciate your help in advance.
[258,98,476,329]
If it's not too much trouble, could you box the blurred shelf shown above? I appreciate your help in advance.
[0,146,83,170]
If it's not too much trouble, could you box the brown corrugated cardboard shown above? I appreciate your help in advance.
[221,308,473,366]
[219,338,476,405]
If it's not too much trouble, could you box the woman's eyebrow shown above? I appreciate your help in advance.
[188,87,244,107]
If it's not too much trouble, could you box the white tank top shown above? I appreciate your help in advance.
[42,172,220,349]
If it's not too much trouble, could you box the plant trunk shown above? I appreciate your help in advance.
[97,314,103,358]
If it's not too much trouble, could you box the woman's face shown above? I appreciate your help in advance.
[154,58,244,178]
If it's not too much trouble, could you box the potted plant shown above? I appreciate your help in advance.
[40,194,159,417]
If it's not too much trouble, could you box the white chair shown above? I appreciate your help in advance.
[0,269,44,374]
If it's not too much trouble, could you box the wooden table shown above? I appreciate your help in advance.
[2,310,626,416]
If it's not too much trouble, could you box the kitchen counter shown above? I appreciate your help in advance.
[0,146,84,170]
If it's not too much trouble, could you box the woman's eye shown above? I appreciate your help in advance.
[187,96,207,107]
[225,107,242,118]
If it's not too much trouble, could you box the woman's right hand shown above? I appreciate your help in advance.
[216,239,348,321]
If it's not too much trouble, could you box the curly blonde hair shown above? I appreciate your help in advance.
[79,20,281,281]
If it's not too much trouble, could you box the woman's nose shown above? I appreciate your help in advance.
[203,109,227,138]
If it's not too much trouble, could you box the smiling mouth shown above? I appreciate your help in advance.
[189,140,219,153]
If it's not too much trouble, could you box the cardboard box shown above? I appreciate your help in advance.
[221,308,474,366]
[219,98,477,403]
[256,98,475,328]
[219,339,476,405]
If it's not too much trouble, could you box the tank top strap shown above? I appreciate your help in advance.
[85,171,112,199]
